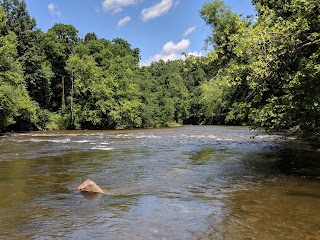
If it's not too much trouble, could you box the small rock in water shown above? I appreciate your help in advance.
[76,179,104,194]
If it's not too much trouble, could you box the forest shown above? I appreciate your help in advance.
[0,0,319,144]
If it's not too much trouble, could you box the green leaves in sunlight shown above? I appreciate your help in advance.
[0,0,319,145]
[0,5,35,131]
[199,0,320,143]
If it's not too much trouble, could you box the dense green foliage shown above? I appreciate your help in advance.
[0,0,319,144]
[200,0,320,143]
[0,5,35,131]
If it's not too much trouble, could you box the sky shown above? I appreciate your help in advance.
[24,0,256,66]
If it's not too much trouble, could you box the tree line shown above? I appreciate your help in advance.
[0,0,319,144]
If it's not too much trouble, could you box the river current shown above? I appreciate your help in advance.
[0,126,319,239]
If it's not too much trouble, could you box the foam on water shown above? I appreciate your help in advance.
[1,126,319,240]
[72,140,90,143]
[12,138,71,143]
[91,146,114,151]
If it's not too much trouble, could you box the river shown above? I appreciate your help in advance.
[0,126,319,239]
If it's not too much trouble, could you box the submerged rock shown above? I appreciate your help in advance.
[76,179,104,194]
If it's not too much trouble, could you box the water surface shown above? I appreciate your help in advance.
[0,126,319,239]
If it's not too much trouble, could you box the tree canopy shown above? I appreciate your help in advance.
[200,0,320,143]
[0,0,319,144]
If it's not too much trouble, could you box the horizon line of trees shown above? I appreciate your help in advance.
[0,0,319,144]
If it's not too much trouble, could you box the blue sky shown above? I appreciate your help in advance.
[24,0,256,65]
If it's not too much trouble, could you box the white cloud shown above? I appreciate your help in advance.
[102,0,138,12]
[186,51,203,57]
[141,39,203,66]
[183,26,196,37]
[162,39,190,54]
[117,16,131,28]
[48,3,61,17]
[113,8,123,14]
[141,0,175,22]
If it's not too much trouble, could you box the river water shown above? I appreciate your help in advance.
[0,126,319,239]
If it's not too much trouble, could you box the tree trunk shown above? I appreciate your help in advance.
[62,76,65,112]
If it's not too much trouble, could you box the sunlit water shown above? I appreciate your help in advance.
[0,126,319,239]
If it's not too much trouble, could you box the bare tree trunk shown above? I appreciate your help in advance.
[70,71,74,126]
[62,76,65,112]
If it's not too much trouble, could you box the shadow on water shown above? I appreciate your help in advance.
[1,126,320,240]
[272,149,320,178]
[243,142,320,179]
[194,140,320,240]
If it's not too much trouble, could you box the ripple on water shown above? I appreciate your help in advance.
[0,126,319,239]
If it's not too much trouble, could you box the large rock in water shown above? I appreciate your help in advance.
[76,179,104,194]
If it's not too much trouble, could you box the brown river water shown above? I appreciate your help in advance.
[0,126,319,239]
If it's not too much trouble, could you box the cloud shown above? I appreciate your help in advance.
[102,0,138,13]
[141,0,176,22]
[162,39,190,54]
[183,26,196,37]
[186,51,203,57]
[113,8,123,14]
[48,3,61,17]
[117,16,131,28]
[141,39,202,66]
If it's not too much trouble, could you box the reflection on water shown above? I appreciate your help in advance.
[0,126,319,239]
